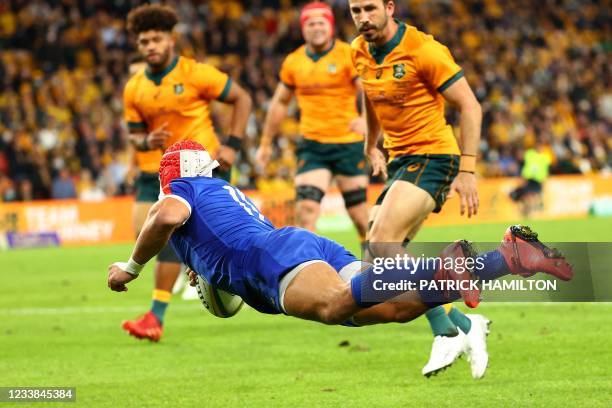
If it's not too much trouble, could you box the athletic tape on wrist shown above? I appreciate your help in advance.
[459,155,476,172]
[125,257,144,276]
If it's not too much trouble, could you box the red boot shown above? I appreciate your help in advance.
[122,311,163,342]
[500,225,573,281]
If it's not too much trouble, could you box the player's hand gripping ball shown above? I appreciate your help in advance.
[187,267,244,318]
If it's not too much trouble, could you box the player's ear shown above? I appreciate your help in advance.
[386,1,395,16]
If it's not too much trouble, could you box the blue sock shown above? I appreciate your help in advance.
[475,250,510,281]
[350,261,444,308]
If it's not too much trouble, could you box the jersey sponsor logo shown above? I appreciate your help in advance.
[376,68,383,79]
[393,64,406,79]
[369,90,408,106]
[370,91,386,102]
[174,83,184,95]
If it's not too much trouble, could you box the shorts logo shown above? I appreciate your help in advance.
[297,159,305,169]
[393,64,406,79]
[358,160,365,169]
[328,63,337,74]
[174,83,184,95]
[406,163,421,172]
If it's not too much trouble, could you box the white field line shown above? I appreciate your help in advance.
[0,302,609,316]
[0,304,198,316]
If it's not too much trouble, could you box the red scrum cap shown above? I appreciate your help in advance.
[300,2,335,33]
[159,140,219,195]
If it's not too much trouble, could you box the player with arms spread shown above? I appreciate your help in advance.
[256,2,368,244]
[121,4,252,342]
[107,142,572,356]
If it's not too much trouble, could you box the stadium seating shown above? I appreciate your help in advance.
[0,0,609,201]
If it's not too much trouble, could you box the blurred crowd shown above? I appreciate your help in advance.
[0,0,609,201]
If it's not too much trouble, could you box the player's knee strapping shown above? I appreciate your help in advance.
[342,188,367,209]
[296,185,325,203]
[157,243,181,263]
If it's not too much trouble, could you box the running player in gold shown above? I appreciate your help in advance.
[256,2,368,244]
[121,4,252,342]
[347,0,488,378]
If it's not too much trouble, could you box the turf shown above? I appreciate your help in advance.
[1,217,611,407]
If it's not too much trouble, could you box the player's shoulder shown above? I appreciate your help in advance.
[350,35,368,54]
[402,24,448,55]
[176,55,201,74]
[169,176,227,198]
[176,56,220,76]
[283,45,307,65]
[332,40,354,58]
[123,70,146,95]
[333,39,352,52]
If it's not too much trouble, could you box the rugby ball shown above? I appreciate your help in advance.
[191,269,244,318]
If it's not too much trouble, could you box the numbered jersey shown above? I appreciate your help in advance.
[164,175,273,272]
[163,177,357,314]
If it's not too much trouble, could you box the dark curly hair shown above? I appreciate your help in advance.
[127,4,178,36]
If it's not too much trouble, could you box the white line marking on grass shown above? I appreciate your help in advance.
[0,304,197,316]
[0,302,608,316]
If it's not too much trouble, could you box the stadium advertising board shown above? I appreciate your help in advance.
[0,175,609,247]
[0,197,134,247]
[317,174,612,231]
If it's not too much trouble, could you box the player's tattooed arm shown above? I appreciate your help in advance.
[441,77,482,161]
[217,81,253,171]
[442,76,482,217]
[221,81,252,139]
[256,83,294,168]
[108,198,189,292]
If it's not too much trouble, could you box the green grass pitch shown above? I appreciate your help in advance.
[1,217,611,407]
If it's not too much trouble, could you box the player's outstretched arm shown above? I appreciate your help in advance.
[107,197,189,292]
[255,83,294,168]
[216,82,253,171]
[442,77,482,217]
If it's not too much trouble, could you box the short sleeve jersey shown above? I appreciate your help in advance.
[351,22,462,158]
[123,56,232,171]
[280,40,362,144]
